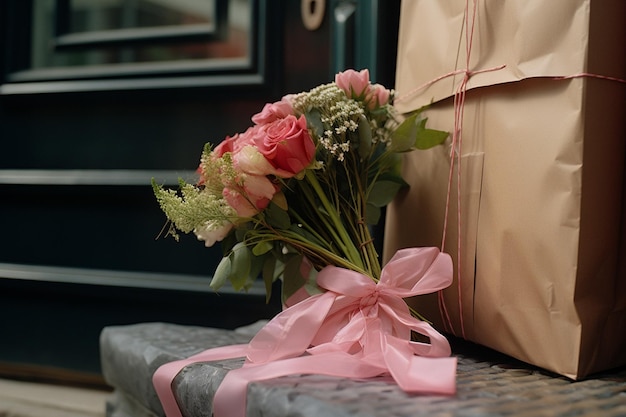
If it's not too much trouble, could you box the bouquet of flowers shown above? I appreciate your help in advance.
[153,69,448,304]
[152,70,457,417]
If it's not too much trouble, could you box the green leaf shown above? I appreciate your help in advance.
[209,255,231,291]
[221,229,238,254]
[414,125,449,150]
[281,254,306,304]
[234,227,248,245]
[365,203,381,225]
[262,256,277,303]
[265,201,291,229]
[247,252,265,290]
[357,114,372,160]
[272,191,288,211]
[229,242,252,291]
[368,180,405,207]
[252,240,273,256]
[305,109,324,138]
[390,112,421,152]
[289,223,324,247]
[390,111,449,152]
[377,171,409,187]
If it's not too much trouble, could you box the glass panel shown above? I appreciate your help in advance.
[30,0,251,71]
[68,0,216,32]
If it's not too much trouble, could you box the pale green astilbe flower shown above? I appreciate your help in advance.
[152,180,236,241]
[199,144,238,194]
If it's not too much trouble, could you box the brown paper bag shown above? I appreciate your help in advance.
[384,0,626,379]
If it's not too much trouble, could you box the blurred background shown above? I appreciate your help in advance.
[0,0,400,389]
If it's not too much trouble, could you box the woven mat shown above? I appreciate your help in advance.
[243,337,626,417]
[449,339,626,417]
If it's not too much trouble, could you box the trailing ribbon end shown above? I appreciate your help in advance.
[383,333,457,395]
[152,360,187,417]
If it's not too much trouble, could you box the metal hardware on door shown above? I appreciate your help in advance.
[301,0,325,31]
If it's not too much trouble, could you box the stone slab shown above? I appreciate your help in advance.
[101,322,626,417]
[100,323,252,417]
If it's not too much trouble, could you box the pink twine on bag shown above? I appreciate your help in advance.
[436,0,480,339]
[395,0,503,339]
[553,73,626,84]
[153,247,457,417]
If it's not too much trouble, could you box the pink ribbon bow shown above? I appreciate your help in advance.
[153,247,457,417]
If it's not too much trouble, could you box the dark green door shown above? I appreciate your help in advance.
[0,0,399,385]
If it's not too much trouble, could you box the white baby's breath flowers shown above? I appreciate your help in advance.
[292,83,368,163]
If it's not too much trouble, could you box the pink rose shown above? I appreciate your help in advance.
[365,83,391,109]
[223,174,277,217]
[213,124,261,158]
[252,97,294,125]
[254,115,315,178]
[213,134,238,158]
[335,69,370,98]
[200,129,256,187]
[220,145,280,217]
[233,145,278,177]
[196,163,206,185]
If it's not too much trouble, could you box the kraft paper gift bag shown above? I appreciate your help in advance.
[384,0,626,379]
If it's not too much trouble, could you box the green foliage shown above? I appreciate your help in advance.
[365,203,381,225]
[281,253,306,305]
[211,241,265,293]
[391,110,449,152]
[368,179,407,208]
[262,255,280,303]
[252,240,273,256]
[264,201,291,230]
[357,114,373,160]
[210,255,231,291]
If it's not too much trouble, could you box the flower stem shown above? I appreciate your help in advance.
[304,169,365,271]
[356,199,381,279]
[296,179,358,262]
[249,229,369,276]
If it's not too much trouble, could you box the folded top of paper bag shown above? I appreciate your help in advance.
[394,0,590,113]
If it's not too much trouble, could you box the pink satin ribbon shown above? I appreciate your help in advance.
[153,247,457,417]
